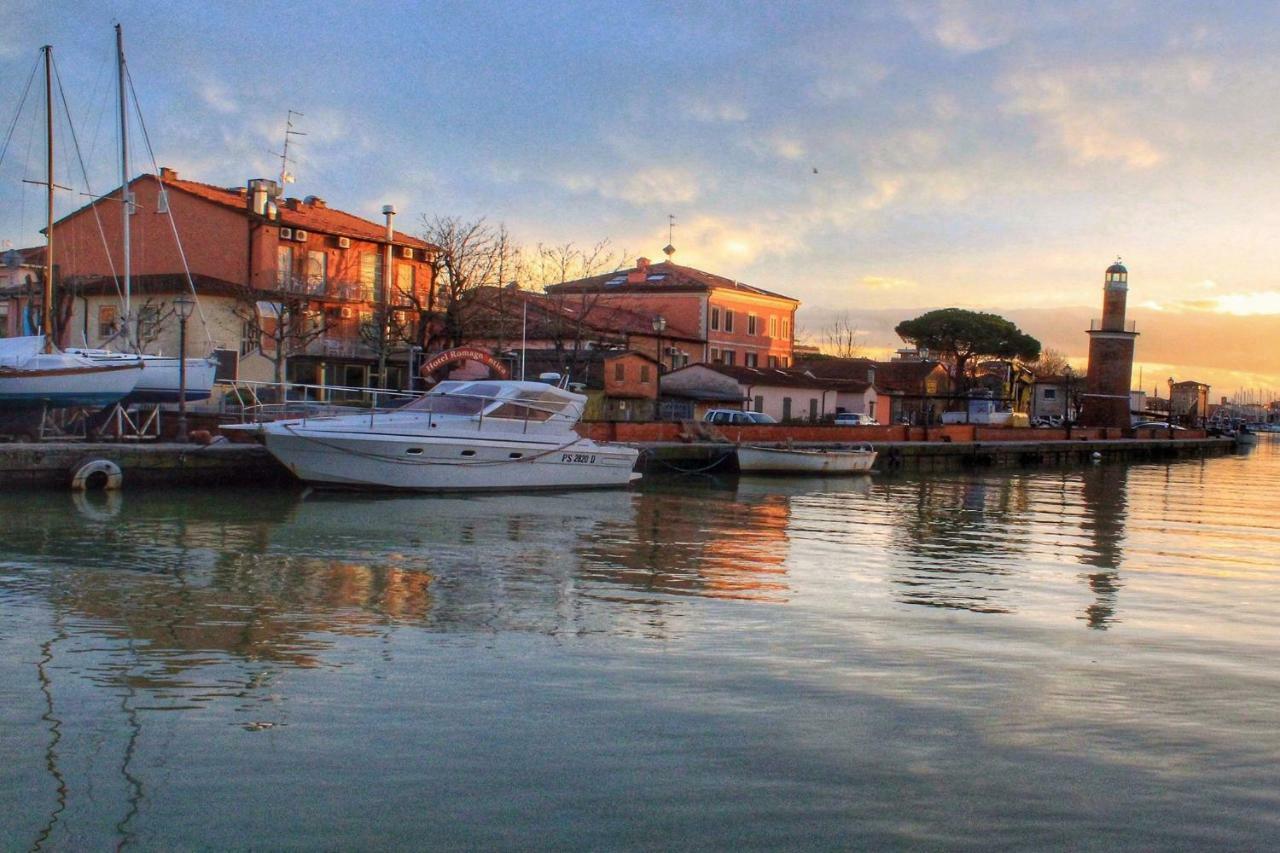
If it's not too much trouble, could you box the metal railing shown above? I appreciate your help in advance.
[1089,318,1137,332]
[218,378,419,423]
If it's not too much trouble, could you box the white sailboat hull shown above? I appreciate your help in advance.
[68,349,218,402]
[737,444,877,474]
[0,349,143,409]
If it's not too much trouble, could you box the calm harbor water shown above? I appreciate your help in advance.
[2,440,1279,849]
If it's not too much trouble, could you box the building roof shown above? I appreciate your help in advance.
[701,363,872,393]
[461,286,703,343]
[546,259,798,303]
[156,171,434,249]
[796,356,944,392]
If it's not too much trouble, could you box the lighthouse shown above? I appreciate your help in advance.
[1079,258,1139,429]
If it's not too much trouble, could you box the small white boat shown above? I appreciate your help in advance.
[0,336,142,410]
[67,348,218,402]
[736,443,877,474]
[229,378,641,492]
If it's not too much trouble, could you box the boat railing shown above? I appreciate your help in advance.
[220,378,419,423]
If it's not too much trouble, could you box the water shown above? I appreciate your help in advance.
[2,440,1279,849]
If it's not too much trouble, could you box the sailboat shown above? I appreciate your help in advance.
[64,25,217,404]
[0,45,142,411]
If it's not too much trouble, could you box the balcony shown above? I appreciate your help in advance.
[1089,318,1137,332]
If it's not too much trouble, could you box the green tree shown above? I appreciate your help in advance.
[894,308,1040,389]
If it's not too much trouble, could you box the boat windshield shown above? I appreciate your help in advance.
[488,387,579,422]
[402,381,506,416]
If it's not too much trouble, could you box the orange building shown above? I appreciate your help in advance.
[47,168,438,389]
[546,257,799,370]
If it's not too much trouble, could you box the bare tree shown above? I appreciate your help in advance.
[821,311,865,359]
[232,282,333,396]
[532,240,627,379]
[418,216,520,350]
[1030,347,1071,376]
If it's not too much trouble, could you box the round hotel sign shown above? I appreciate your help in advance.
[419,347,510,379]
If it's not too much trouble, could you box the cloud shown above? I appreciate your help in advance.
[1141,290,1280,316]
[680,96,748,123]
[896,0,1034,53]
[556,166,704,206]
[198,80,239,115]
[861,275,916,291]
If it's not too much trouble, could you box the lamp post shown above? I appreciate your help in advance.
[1167,376,1175,428]
[174,295,194,442]
[651,314,666,421]
[1064,366,1074,438]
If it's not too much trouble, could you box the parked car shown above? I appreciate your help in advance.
[1133,421,1187,431]
[1031,415,1064,428]
[703,409,778,425]
[833,412,880,426]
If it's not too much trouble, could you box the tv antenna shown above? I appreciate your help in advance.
[276,109,306,192]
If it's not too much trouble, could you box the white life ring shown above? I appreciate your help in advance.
[70,459,123,491]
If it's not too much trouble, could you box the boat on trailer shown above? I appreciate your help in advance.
[230,379,641,492]
[736,443,877,475]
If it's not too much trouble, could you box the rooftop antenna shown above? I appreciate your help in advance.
[276,109,305,195]
[662,213,676,261]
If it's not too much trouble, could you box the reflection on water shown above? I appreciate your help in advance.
[3,440,1280,848]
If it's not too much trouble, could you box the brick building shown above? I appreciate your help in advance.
[545,258,799,370]
[44,168,438,389]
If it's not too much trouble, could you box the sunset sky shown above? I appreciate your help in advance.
[3,1,1277,398]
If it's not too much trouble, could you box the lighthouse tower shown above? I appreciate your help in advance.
[1079,258,1139,429]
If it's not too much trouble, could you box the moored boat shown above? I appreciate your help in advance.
[736,443,877,474]
[230,378,641,492]
[66,348,218,402]
[0,336,142,409]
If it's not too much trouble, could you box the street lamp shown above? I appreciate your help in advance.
[651,314,667,421]
[174,295,195,442]
[1167,376,1175,428]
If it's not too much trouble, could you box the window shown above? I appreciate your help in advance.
[747,314,757,336]
[277,245,294,285]
[724,310,734,333]
[97,304,118,339]
[710,347,721,363]
[782,397,792,420]
[767,355,779,368]
[723,350,736,366]
[754,395,764,413]
[240,319,260,356]
[1043,388,1058,399]
[640,365,651,383]
[769,316,778,337]
[745,352,758,367]
[710,307,720,331]
[137,305,160,343]
[396,263,415,304]
[359,252,383,301]
[614,362,625,382]
[809,399,818,421]
[869,401,876,419]
[781,356,789,367]
[212,348,237,382]
[306,251,327,288]
[782,319,790,339]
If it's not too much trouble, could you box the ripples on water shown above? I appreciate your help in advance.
[2,441,1279,848]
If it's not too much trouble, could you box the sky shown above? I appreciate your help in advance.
[2,0,1278,399]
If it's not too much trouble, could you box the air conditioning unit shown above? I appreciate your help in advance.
[340,307,354,319]
[293,229,308,242]
[401,247,413,259]
[337,236,351,249]
[279,227,293,240]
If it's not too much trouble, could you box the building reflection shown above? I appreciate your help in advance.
[883,475,1036,614]
[1076,464,1129,629]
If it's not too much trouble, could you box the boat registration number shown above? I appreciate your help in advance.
[561,453,597,464]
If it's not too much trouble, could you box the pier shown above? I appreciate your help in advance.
[0,434,1234,490]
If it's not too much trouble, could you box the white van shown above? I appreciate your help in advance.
[833,412,880,426]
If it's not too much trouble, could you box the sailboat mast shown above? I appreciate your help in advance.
[42,45,54,350]
[116,23,131,339]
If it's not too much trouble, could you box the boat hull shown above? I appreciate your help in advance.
[0,360,143,410]
[737,445,877,474]
[263,427,640,491]
[67,350,219,402]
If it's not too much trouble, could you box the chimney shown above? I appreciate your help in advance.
[628,256,652,284]
[305,195,327,208]
[159,166,178,182]
[246,178,280,216]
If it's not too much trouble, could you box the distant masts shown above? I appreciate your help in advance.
[276,109,305,195]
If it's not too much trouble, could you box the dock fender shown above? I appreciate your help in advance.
[71,458,123,492]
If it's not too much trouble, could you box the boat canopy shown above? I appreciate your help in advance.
[403,380,584,421]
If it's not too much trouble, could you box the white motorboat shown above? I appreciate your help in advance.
[736,443,877,475]
[66,348,217,402]
[233,379,641,492]
[0,336,142,409]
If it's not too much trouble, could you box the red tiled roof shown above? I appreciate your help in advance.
[160,174,435,250]
[797,357,945,391]
[546,260,798,303]
[463,286,703,342]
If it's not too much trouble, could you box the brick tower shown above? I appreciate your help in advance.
[1079,258,1139,428]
